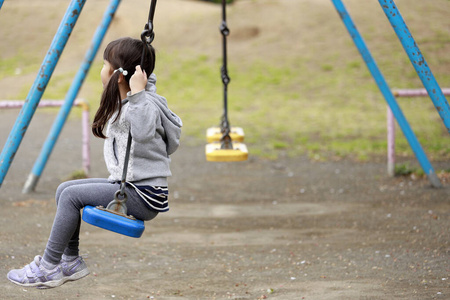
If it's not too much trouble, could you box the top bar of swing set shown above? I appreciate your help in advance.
[330,0,442,188]
[0,0,87,188]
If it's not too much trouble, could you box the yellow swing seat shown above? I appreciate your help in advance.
[205,142,248,162]
[206,126,245,143]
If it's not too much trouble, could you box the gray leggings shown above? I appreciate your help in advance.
[43,178,158,265]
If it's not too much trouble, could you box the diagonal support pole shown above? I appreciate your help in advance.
[330,0,442,188]
[22,0,122,193]
[0,0,87,188]
[378,0,450,134]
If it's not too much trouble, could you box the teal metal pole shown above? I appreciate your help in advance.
[0,0,4,10]
[331,0,442,188]
[23,0,122,193]
[378,0,450,134]
[0,0,87,187]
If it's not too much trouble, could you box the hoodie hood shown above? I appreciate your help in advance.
[124,74,182,155]
[145,74,182,155]
[146,73,158,93]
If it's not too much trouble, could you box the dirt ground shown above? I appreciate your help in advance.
[0,0,449,299]
[0,110,449,300]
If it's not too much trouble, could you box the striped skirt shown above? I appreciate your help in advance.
[127,182,169,212]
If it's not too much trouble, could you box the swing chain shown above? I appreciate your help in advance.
[118,0,157,198]
[119,180,127,198]
[82,1,159,237]
[219,11,230,86]
[221,130,233,149]
[219,0,232,148]
[220,21,230,36]
[140,0,156,67]
[141,0,157,46]
[221,66,230,86]
[141,21,155,46]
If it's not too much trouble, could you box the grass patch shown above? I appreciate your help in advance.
[394,163,424,177]
[0,52,41,79]
[4,48,448,162]
[66,169,88,180]
[79,49,450,162]
[2,2,449,163]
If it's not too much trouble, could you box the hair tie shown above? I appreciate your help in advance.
[114,67,128,76]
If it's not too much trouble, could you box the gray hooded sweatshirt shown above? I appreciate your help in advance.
[104,74,182,187]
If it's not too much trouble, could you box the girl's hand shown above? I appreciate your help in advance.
[129,65,147,95]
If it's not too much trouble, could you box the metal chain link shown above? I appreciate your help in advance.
[220,0,233,149]
[119,0,158,198]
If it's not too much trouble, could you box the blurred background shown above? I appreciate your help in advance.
[0,0,449,164]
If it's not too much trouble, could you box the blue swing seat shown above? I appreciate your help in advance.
[82,205,145,238]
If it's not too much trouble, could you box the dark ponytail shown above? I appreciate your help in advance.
[92,37,156,139]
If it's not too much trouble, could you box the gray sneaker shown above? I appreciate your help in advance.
[60,256,90,282]
[7,255,64,289]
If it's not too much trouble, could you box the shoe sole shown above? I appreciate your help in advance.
[37,268,90,289]
[7,276,64,289]
[7,268,90,289]
[64,268,90,283]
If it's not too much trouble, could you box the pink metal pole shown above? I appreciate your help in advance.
[75,99,91,175]
[388,88,450,176]
[0,100,70,109]
[0,99,90,176]
[387,106,395,177]
[393,88,450,98]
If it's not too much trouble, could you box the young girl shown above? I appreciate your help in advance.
[7,37,182,289]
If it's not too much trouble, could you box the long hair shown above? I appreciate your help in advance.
[92,37,156,139]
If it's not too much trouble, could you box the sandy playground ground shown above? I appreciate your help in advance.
[0,110,449,300]
[0,0,449,299]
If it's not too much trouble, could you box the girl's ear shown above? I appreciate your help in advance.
[117,73,124,84]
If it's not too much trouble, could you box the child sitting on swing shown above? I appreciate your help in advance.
[7,37,182,289]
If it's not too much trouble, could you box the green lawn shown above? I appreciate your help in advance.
[1,0,448,163]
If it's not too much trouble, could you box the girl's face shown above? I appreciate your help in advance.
[100,60,113,88]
